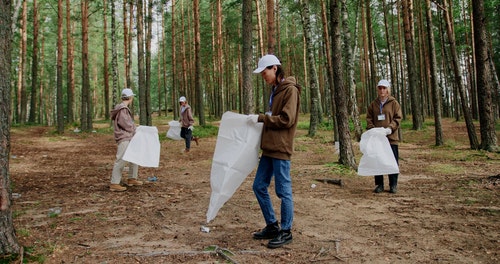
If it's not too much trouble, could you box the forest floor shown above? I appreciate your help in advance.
[6,115,500,264]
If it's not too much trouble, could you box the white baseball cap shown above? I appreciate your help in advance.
[121,88,135,97]
[179,96,187,102]
[377,79,391,88]
[253,54,281,73]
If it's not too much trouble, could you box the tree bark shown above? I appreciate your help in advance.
[442,0,479,149]
[29,0,39,123]
[66,0,75,124]
[402,0,424,130]
[341,0,362,141]
[103,0,110,120]
[242,0,254,114]
[331,0,357,169]
[424,0,443,146]
[0,0,21,254]
[194,0,205,125]
[171,0,178,118]
[266,0,275,54]
[111,0,119,107]
[57,0,64,133]
[137,0,147,125]
[300,0,323,137]
[81,0,92,131]
[472,0,498,151]
[145,0,153,125]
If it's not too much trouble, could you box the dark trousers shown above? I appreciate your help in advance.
[180,127,192,149]
[374,144,399,187]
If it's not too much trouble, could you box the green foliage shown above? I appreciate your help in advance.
[193,124,219,138]
[324,162,357,177]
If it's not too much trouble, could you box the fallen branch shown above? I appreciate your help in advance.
[314,178,343,187]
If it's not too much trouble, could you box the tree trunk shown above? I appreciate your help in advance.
[0,0,21,255]
[341,0,362,141]
[123,0,130,89]
[16,0,27,124]
[103,0,110,120]
[145,0,153,125]
[194,0,205,125]
[266,0,275,54]
[402,0,424,130]
[365,0,377,99]
[331,0,357,169]
[66,0,75,124]
[442,0,479,149]
[300,0,322,137]
[424,0,443,146]
[137,0,147,125]
[472,0,498,151]
[56,0,64,133]
[111,0,119,107]
[171,0,178,118]
[29,0,39,123]
[242,0,254,114]
[81,0,92,132]
[217,0,224,116]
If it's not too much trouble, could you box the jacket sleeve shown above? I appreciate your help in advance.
[366,102,375,130]
[388,101,402,131]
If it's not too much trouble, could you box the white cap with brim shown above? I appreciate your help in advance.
[121,88,135,97]
[253,54,281,73]
[179,96,187,102]
[377,79,391,88]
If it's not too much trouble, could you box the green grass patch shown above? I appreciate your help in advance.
[426,163,464,175]
[325,162,357,176]
[16,228,30,237]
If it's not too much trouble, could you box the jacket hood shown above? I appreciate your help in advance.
[111,103,128,120]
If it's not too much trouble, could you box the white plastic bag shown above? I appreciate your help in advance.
[123,126,161,167]
[206,111,263,223]
[166,120,182,140]
[357,127,399,176]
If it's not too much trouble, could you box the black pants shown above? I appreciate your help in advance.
[180,127,193,150]
[374,144,399,187]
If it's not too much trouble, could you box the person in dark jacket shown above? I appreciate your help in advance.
[248,54,301,248]
[366,79,402,194]
[109,88,143,192]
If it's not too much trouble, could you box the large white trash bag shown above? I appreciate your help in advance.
[166,120,182,140]
[206,111,263,223]
[357,127,399,176]
[123,126,161,167]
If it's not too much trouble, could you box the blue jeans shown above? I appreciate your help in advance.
[252,155,294,230]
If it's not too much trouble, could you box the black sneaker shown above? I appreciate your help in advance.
[267,230,292,248]
[389,185,398,194]
[373,185,384,193]
[253,222,280,240]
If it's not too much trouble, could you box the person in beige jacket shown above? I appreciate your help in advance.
[366,79,402,194]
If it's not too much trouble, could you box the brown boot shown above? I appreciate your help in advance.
[193,137,199,146]
[110,184,127,192]
[126,178,144,186]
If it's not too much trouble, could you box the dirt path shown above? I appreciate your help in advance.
[8,118,499,263]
